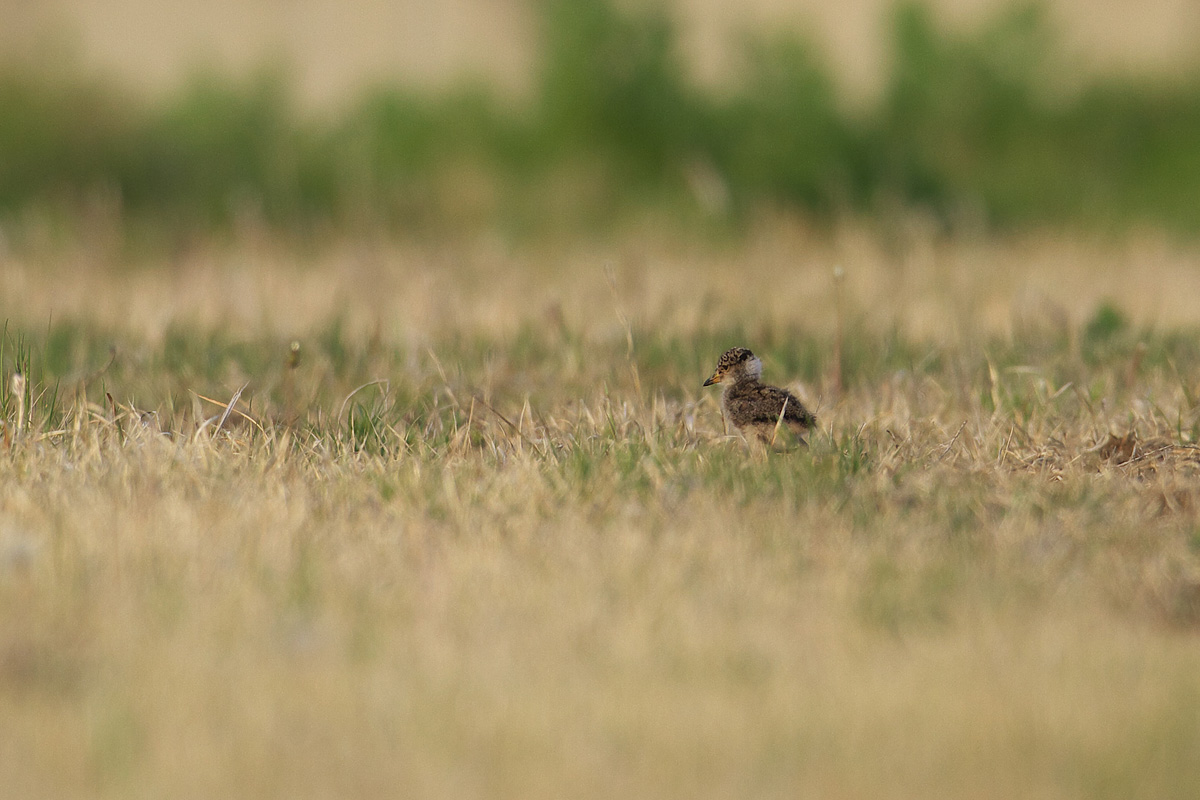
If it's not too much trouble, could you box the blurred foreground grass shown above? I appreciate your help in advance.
[2,226,1200,797]
[6,1,1200,242]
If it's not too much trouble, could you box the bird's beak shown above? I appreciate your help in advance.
[703,373,721,387]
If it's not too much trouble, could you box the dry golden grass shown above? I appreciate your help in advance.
[2,222,1200,798]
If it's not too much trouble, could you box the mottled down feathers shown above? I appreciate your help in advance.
[703,347,815,445]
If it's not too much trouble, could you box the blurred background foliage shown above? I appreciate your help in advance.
[3,0,1200,240]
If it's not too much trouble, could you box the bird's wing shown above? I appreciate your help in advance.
[728,385,815,429]
[758,386,814,428]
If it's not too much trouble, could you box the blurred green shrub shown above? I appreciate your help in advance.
[713,34,862,215]
[537,0,701,180]
[3,1,1200,238]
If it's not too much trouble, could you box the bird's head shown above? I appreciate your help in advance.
[703,347,762,387]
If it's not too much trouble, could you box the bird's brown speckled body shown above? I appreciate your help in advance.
[703,347,816,445]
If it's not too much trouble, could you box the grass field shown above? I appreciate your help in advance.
[3,222,1200,798]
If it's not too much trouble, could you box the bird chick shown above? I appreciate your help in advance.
[703,347,816,445]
